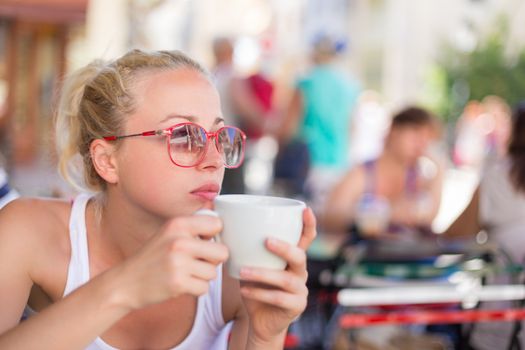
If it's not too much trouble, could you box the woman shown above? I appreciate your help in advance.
[443,101,525,349]
[444,101,525,263]
[0,50,316,349]
[324,106,443,238]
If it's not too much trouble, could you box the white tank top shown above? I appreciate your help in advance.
[26,194,230,350]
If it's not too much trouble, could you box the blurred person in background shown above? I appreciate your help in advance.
[482,95,512,160]
[0,49,316,350]
[0,122,19,208]
[324,106,444,239]
[0,66,18,208]
[453,97,511,172]
[277,35,360,214]
[443,101,525,349]
[0,166,19,209]
[453,100,486,169]
[232,50,278,195]
[211,37,272,195]
[350,90,390,164]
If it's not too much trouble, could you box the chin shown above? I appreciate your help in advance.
[187,194,214,210]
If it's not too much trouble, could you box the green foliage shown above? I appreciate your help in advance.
[434,17,525,122]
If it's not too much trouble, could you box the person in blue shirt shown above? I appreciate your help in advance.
[279,35,360,215]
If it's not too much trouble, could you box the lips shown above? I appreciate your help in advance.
[190,183,221,201]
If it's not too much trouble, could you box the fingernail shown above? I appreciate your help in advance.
[267,238,279,247]
[193,209,218,217]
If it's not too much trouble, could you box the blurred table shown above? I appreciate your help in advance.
[331,235,525,349]
[307,231,349,260]
[304,231,525,349]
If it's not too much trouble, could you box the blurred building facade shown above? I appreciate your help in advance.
[0,0,87,165]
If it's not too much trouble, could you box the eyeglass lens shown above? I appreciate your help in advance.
[168,124,243,167]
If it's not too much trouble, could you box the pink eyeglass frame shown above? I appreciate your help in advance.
[103,122,247,169]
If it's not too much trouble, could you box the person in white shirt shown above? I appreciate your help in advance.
[444,101,525,349]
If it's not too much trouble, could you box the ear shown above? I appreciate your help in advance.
[90,139,119,184]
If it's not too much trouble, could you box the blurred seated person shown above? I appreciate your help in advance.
[441,101,525,350]
[323,106,443,240]
[0,167,19,209]
[443,101,525,264]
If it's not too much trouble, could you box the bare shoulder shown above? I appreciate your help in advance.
[334,164,366,193]
[346,164,366,181]
[0,198,71,330]
[0,197,70,234]
[0,197,71,268]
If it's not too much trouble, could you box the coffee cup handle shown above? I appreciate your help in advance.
[193,209,221,243]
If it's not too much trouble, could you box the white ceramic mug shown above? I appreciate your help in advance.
[197,194,306,278]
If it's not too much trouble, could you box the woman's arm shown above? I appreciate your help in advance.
[0,268,132,350]
[229,77,267,132]
[228,306,287,350]
[0,201,132,349]
[0,200,229,349]
[426,157,445,224]
[442,186,482,238]
[323,167,365,233]
[274,88,303,142]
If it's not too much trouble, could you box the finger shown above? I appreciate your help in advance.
[192,239,229,264]
[165,215,223,239]
[186,259,220,281]
[169,255,219,295]
[239,267,305,292]
[297,207,317,251]
[171,238,229,264]
[181,277,211,296]
[265,238,307,276]
[240,285,307,313]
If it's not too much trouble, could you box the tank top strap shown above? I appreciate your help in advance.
[363,160,377,195]
[63,193,93,296]
[206,264,226,331]
[405,165,418,196]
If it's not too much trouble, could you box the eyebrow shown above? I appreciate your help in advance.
[160,114,224,125]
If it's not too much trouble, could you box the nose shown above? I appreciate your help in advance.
[418,137,430,152]
[198,135,223,170]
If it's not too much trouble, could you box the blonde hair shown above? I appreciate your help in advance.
[55,49,209,192]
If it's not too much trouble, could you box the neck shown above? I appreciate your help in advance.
[95,191,165,259]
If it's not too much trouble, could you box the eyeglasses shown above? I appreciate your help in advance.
[103,122,246,168]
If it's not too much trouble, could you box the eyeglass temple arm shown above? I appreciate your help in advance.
[103,130,166,141]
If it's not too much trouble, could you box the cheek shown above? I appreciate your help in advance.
[419,139,430,151]
[398,138,414,155]
[116,143,189,217]
[119,142,170,181]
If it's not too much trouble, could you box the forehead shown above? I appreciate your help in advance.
[127,68,222,129]
[391,124,433,141]
[393,124,431,133]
